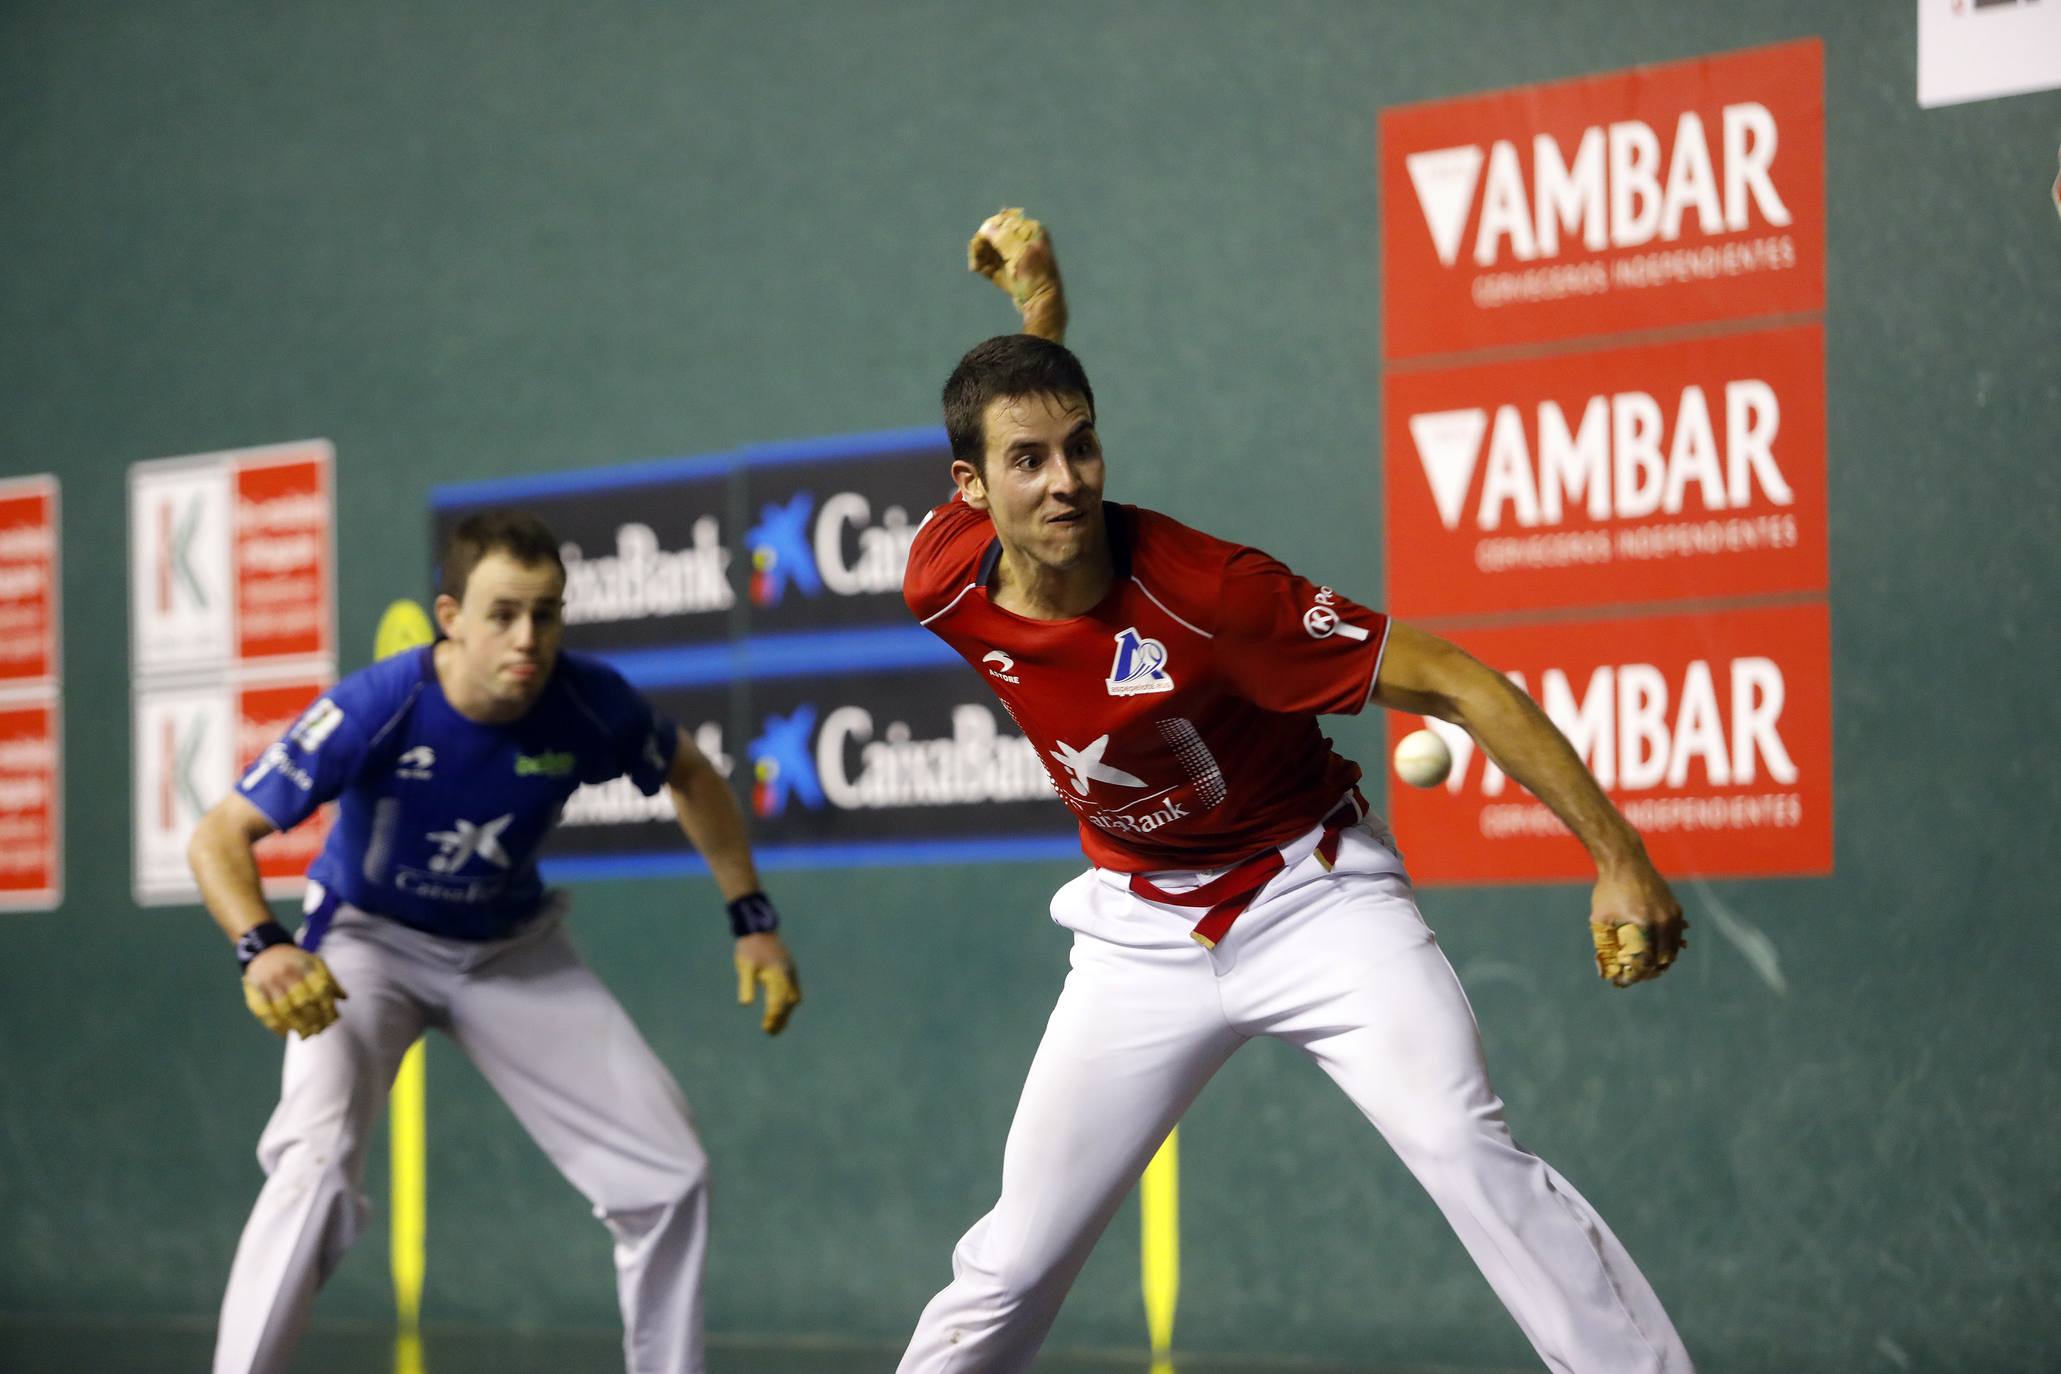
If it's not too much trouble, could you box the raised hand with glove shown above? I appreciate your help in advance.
[968,207,1068,342]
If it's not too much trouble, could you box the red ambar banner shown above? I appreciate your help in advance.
[1381,39,1823,359]
[235,449,333,664]
[0,479,59,685]
[238,678,334,889]
[1384,603,1832,883]
[1385,325,1825,618]
[0,699,61,907]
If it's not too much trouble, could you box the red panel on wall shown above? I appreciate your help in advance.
[1380,39,1823,359]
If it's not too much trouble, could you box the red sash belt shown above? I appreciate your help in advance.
[1126,790,1366,949]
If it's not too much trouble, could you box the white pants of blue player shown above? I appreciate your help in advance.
[898,820,1695,1374]
[213,898,710,1374]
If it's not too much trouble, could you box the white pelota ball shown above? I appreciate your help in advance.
[1392,728,1452,788]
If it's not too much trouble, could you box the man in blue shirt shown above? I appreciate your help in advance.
[189,510,800,1374]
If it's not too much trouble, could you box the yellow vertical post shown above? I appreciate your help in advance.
[1140,1125,1181,1374]
[374,600,434,1374]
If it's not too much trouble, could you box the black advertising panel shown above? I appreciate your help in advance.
[742,664,1069,852]
[431,430,1080,878]
[737,432,954,636]
[432,459,738,655]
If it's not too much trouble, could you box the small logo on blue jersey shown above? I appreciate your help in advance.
[515,750,576,778]
[426,813,514,873]
[747,494,822,607]
[747,706,824,817]
[1106,628,1174,696]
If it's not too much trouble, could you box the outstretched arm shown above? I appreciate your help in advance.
[189,793,347,1037]
[968,208,1068,342]
[1372,622,1688,986]
[666,727,801,1034]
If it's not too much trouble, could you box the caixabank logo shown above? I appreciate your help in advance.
[1384,604,1831,881]
[1385,326,1825,616]
[1380,39,1822,357]
[745,490,921,609]
[746,700,1049,819]
[737,670,1064,847]
[740,440,946,633]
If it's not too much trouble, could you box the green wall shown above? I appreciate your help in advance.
[2,4,2056,1370]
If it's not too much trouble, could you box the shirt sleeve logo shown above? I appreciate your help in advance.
[1106,628,1175,696]
[288,698,346,751]
[1303,589,1372,642]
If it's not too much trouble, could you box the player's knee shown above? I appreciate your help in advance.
[599,1138,708,1224]
[1383,1105,1504,1168]
[950,1228,1069,1311]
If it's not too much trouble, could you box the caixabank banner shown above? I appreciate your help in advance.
[437,430,1077,879]
[1386,325,1825,617]
[1380,39,1823,359]
[1385,604,1832,882]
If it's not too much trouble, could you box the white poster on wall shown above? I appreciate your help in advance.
[1919,0,2061,108]
[129,458,236,678]
[132,682,235,904]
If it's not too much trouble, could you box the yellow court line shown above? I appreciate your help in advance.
[1141,1125,1180,1374]
[373,599,434,1343]
[390,1040,427,1333]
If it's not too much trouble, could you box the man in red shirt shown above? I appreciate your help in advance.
[895,212,1693,1373]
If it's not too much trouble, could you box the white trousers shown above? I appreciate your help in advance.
[899,823,1694,1373]
[213,899,710,1374]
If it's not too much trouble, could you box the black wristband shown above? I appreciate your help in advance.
[727,892,780,938]
[235,920,294,971]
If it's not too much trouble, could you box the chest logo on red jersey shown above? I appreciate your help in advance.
[1049,734,1148,796]
[1106,628,1175,696]
[982,649,1021,684]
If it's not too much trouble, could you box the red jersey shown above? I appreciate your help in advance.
[903,498,1392,872]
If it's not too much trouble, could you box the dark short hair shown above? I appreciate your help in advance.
[942,334,1096,469]
[439,509,565,600]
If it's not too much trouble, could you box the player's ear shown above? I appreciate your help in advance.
[433,593,463,638]
[951,457,990,511]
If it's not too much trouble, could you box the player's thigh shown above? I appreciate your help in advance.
[446,923,702,1201]
[1257,875,1505,1152]
[996,934,1238,1218]
[259,934,429,1169]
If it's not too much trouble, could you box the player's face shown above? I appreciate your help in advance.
[965,392,1106,570]
[439,552,566,714]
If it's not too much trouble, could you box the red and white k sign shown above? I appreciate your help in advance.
[1380,39,1823,358]
[1385,603,1832,883]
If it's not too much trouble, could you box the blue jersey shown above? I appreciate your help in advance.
[237,647,678,941]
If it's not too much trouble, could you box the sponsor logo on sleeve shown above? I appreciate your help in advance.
[1302,589,1372,642]
[288,698,345,752]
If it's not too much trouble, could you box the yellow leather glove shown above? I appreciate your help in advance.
[243,950,346,1039]
[1590,918,1685,987]
[735,938,802,1036]
[968,207,1067,340]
